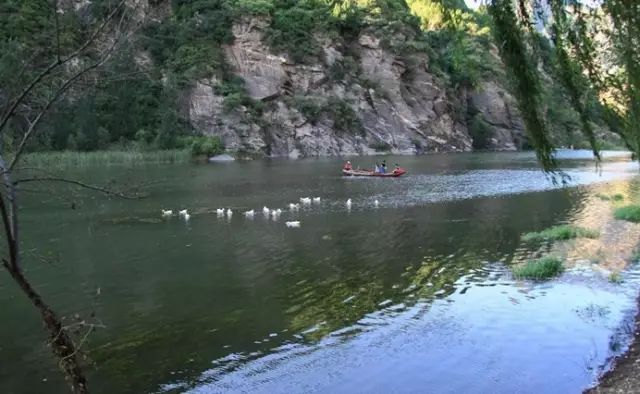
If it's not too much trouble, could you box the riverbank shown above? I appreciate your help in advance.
[21,149,191,167]
[582,186,640,393]
[18,147,632,168]
[586,300,640,393]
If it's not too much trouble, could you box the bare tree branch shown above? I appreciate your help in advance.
[0,0,127,135]
[7,31,128,171]
[14,177,145,199]
[54,0,61,63]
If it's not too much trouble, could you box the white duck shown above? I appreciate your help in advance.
[346,199,352,208]
[286,221,301,228]
[289,203,300,210]
[161,209,173,217]
[179,209,188,216]
[226,208,233,218]
[313,197,321,203]
[300,197,312,205]
[263,206,270,214]
[374,200,379,208]
[216,208,225,215]
[183,213,191,221]
[244,209,255,218]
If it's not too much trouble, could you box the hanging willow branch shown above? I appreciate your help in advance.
[603,0,640,157]
[548,0,600,161]
[489,0,556,171]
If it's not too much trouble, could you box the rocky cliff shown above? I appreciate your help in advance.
[186,17,525,158]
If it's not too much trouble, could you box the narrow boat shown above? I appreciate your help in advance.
[342,168,407,177]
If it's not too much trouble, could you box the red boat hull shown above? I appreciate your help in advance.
[342,168,407,177]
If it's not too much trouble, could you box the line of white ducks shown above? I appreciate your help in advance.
[162,197,381,227]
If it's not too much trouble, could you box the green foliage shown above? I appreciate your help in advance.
[4,0,636,166]
[185,135,225,157]
[512,257,564,280]
[289,96,324,124]
[614,205,640,223]
[469,114,492,150]
[521,225,599,243]
[266,1,330,62]
[547,0,600,161]
[608,271,623,284]
[415,1,494,90]
[369,140,391,152]
[488,1,556,172]
[289,96,362,134]
[597,193,625,201]
[328,56,360,82]
[235,0,274,15]
[141,0,238,85]
[217,77,264,115]
[325,97,363,135]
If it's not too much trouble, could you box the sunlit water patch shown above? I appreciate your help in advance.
[177,266,640,394]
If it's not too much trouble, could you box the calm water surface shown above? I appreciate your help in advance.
[1,150,640,394]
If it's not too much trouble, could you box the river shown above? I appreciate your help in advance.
[1,150,640,394]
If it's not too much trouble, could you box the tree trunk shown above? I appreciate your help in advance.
[4,265,88,393]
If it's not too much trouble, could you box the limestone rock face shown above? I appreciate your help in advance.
[468,81,525,150]
[185,18,524,158]
[224,18,288,101]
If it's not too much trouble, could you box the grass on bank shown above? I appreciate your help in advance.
[512,257,564,280]
[609,271,623,284]
[521,225,600,243]
[21,149,192,167]
[596,193,624,201]
[614,205,640,223]
[20,135,224,168]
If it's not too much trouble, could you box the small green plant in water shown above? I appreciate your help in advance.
[521,225,599,242]
[614,205,640,223]
[512,257,564,280]
[608,271,623,284]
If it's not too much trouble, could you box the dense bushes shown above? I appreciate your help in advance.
[266,1,329,62]
[185,135,225,157]
[289,96,363,135]
[326,97,364,135]
[614,205,640,223]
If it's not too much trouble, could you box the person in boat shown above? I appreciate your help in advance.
[380,160,387,174]
[374,163,380,173]
[344,160,353,171]
[393,163,401,174]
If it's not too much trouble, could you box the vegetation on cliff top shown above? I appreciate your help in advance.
[0,0,632,158]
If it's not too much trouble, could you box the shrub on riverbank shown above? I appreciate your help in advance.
[512,257,564,280]
[521,225,599,242]
[614,205,640,223]
[185,136,224,158]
